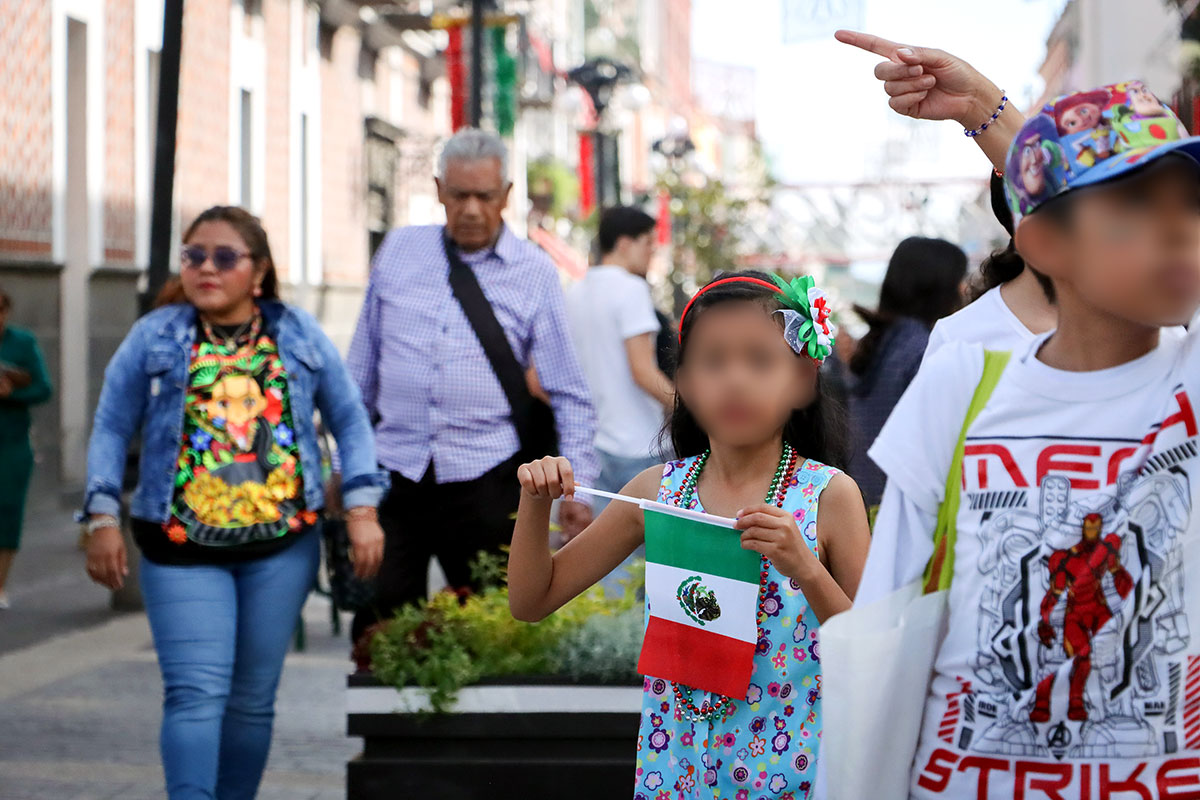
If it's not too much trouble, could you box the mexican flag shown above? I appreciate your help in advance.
[637,501,760,699]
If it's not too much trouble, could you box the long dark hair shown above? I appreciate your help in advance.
[155,206,281,307]
[667,270,849,469]
[967,171,1028,302]
[967,239,1025,302]
[970,176,1072,303]
[850,237,967,376]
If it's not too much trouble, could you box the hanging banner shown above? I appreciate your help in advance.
[656,190,671,247]
[579,132,596,216]
[490,26,517,136]
[781,0,865,44]
[447,27,466,131]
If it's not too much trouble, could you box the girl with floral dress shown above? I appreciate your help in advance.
[509,271,871,799]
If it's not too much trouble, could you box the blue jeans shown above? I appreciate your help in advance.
[140,529,320,800]
[595,450,660,598]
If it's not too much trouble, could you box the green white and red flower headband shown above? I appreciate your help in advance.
[677,274,837,364]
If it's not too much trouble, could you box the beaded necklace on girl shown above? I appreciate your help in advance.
[669,443,801,723]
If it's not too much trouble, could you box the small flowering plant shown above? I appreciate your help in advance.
[370,550,646,713]
[768,274,837,363]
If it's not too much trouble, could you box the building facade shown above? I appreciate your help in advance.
[0,0,451,499]
[1037,0,1181,106]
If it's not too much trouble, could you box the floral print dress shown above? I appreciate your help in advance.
[635,455,838,800]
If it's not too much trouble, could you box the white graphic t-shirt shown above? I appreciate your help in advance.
[865,328,1200,799]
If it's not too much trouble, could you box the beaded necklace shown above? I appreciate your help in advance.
[669,443,799,723]
[201,313,262,356]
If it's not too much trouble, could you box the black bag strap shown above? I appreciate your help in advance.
[442,230,539,452]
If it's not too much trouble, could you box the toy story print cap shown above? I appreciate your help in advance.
[1003,81,1200,229]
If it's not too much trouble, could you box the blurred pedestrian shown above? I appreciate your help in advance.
[568,207,672,490]
[82,206,386,800]
[846,237,967,507]
[566,206,673,593]
[345,128,598,645]
[0,287,52,609]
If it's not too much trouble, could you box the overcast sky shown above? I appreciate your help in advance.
[691,0,1071,185]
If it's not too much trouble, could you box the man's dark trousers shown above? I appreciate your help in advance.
[351,456,521,644]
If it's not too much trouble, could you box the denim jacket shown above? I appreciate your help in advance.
[82,301,388,523]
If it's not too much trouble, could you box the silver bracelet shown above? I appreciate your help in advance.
[86,515,120,535]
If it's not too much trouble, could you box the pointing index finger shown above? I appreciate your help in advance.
[834,29,905,61]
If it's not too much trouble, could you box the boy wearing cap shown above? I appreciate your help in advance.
[859,82,1200,798]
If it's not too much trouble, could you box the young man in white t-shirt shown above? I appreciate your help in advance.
[860,83,1200,798]
[565,207,673,590]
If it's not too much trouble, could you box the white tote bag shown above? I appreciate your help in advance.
[819,351,1010,800]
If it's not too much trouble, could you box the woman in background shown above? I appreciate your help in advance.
[0,287,53,609]
[845,237,966,507]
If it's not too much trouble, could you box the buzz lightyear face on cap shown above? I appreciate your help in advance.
[1005,114,1066,216]
[1127,82,1165,118]
[1019,137,1047,197]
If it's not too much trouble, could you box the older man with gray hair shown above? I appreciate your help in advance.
[346,128,598,643]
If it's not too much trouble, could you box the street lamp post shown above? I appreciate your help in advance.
[653,127,697,313]
[568,57,633,211]
[145,0,184,313]
[652,130,696,164]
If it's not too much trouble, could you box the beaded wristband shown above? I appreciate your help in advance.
[344,507,378,523]
[964,92,1008,138]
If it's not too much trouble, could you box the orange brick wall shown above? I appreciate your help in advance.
[104,0,136,265]
[320,25,367,285]
[1,1,449,285]
[175,0,231,231]
[261,0,291,280]
[665,0,692,115]
[0,0,53,255]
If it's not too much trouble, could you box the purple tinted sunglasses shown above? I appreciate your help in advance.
[181,245,250,272]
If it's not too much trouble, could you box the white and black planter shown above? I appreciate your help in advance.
[347,673,642,799]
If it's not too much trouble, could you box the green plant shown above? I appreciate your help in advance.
[549,603,643,682]
[370,552,645,713]
[658,141,776,309]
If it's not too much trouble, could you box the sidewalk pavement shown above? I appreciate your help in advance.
[0,495,112,657]
[0,568,360,799]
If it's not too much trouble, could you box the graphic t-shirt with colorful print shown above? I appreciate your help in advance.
[863,328,1200,799]
[133,317,316,564]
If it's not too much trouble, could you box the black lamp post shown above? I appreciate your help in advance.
[652,131,696,163]
[567,57,634,210]
[653,128,697,313]
[145,0,184,313]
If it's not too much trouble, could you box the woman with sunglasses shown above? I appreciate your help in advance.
[81,205,387,800]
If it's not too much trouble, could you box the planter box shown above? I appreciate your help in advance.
[347,673,642,800]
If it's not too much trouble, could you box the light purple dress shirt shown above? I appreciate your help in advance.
[346,224,599,486]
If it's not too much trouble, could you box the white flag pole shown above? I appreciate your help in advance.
[572,486,631,505]
[573,486,738,529]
